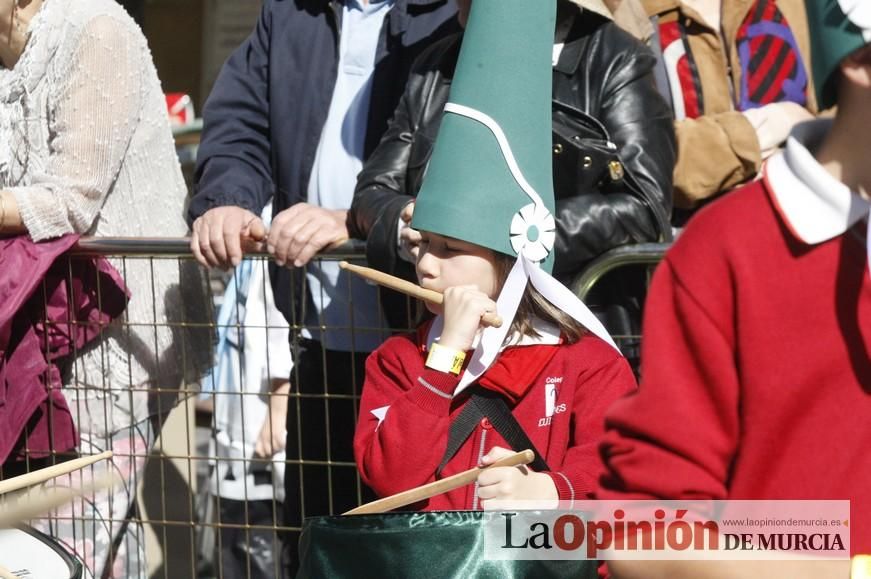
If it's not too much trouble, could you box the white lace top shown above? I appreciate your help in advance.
[0,0,196,431]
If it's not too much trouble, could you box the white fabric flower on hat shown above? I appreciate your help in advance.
[510,203,556,263]
[838,0,871,36]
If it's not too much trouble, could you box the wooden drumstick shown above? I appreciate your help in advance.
[343,449,534,515]
[339,261,503,328]
[0,473,120,528]
[0,451,113,496]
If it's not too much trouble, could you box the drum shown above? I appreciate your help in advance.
[0,526,83,579]
[298,511,598,579]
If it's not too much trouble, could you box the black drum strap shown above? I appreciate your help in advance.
[436,399,481,476]
[437,388,550,476]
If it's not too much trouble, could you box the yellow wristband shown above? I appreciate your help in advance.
[425,342,466,375]
[853,555,871,579]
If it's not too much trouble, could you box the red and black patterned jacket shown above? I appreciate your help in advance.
[644,0,818,209]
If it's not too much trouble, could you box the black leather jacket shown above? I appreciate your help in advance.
[349,14,675,287]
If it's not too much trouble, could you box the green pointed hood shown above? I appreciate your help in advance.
[806,0,871,109]
[411,0,558,273]
[410,0,621,397]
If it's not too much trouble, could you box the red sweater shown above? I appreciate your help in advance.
[354,331,636,510]
[598,179,871,554]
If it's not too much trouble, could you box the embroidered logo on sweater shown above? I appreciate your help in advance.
[539,377,566,427]
[736,0,808,110]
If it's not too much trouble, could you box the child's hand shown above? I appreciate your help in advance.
[477,446,558,509]
[438,285,497,351]
[743,102,814,159]
[398,202,422,262]
[254,381,290,458]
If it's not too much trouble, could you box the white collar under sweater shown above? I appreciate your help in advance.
[766,119,870,276]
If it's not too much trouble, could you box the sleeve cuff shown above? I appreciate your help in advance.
[546,471,585,507]
[189,190,263,218]
[12,185,78,241]
[722,111,763,172]
[406,368,459,415]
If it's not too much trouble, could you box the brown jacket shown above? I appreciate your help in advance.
[643,0,818,209]
[604,0,655,41]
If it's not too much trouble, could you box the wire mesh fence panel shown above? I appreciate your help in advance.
[0,239,666,578]
[193,249,421,579]
[0,247,212,579]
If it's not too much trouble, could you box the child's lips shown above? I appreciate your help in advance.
[419,281,440,293]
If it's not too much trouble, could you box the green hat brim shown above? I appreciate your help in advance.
[806,1,870,109]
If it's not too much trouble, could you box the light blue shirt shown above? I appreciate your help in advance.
[303,0,393,352]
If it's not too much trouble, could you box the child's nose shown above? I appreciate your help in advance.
[416,250,438,279]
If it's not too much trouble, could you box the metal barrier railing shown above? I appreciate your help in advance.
[7,238,389,579]
[570,242,670,302]
[6,237,669,578]
[72,237,369,259]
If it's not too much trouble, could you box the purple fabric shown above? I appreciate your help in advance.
[0,235,129,465]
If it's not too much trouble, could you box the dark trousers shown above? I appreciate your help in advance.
[283,339,374,574]
[216,498,285,579]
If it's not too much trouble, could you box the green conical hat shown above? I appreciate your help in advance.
[412,0,558,272]
[806,0,871,109]
[410,0,620,395]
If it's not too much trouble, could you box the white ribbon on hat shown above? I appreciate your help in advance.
[838,0,871,41]
[443,103,620,396]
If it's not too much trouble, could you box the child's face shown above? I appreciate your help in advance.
[416,231,500,314]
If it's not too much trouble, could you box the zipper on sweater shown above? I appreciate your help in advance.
[471,429,488,510]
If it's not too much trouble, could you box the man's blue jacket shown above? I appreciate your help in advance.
[188,0,457,325]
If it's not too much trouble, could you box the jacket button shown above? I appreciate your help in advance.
[552,143,563,155]
[609,160,625,181]
[480,417,493,430]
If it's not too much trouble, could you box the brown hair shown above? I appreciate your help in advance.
[493,254,588,344]
[851,43,871,65]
